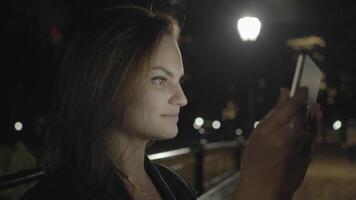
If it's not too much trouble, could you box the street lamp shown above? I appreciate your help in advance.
[237,16,262,41]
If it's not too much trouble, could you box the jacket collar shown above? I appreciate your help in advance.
[144,154,176,200]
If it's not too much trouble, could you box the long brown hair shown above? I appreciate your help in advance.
[42,5,180,199]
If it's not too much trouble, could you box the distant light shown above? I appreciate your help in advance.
[194,117,204,126]
[200,139,208,144]
[49,26,62,39]
[327,88,338,97]
[254,121,260,128]
[235,128,243,136]
[237,16,261,41]
[287,36,326,50]
[333,120,342,130]
[320,81,326,90]
[198,128,205,134]
[14,122,23,131]
[212,120,221,129]
[326,97,335,104]
[193,123,201,130]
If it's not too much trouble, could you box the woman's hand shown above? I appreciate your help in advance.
[233,88,312,200]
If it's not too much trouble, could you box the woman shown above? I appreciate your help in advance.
[23,5,312,200]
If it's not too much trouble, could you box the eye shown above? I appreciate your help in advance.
[151,76,168,87]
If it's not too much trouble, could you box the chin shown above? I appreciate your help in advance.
[157,131,178,140]
[153,126,178,140]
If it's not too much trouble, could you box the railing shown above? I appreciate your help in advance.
[148,140,241,195]
[0,140,242,198]
[197,172,240,200]
[0,168,44,190]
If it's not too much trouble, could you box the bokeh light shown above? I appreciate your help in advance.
[333,120,342,130]
[14,122,23,132]
[212,120,221,129]
[194,117,204,126]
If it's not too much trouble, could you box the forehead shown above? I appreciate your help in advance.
[150,35,184,75]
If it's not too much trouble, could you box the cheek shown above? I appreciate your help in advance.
[126,88,177,139]
[142,92,177,131]
[141,90,168,114]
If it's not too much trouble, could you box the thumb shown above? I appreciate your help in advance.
[263,88,290,120]
[275,88,290,108]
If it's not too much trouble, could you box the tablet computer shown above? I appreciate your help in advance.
[289,54,323,107]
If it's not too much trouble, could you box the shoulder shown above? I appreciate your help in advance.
[153,162,196,199]
[21,169,95,200]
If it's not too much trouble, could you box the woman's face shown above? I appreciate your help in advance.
[129,35,188,140]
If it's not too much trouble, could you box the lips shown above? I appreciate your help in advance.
[161,110,180,117]
[161,113,179,117]
[161,113,179,121]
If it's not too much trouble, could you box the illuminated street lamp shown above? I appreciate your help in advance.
[237,16,262,41]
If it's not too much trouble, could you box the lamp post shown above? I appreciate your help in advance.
[236,16,262,134]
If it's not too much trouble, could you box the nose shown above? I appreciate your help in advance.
[169,84,188,108]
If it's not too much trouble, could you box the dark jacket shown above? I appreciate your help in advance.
[22,155,196,200]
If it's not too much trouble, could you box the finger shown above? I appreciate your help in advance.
[287,154,311,185]
[267,88,308,127]
[261,88,290,122]
[258,88,307,134]
[259,88,290,128]
[275,88,290,109]
[290,87,309,116]
[276,110,309,147]
[288,152,311,174]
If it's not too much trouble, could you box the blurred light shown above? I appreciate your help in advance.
[254,121,260,128]
[333,120,342,130]
[237,16,261,41]
[212,120,221,129]
[327,88,338,97]
[258,78,266,88]
[194,117,204,126]
[326,96,335,104]
[198,128,205,134]
[193,123,201,130]
[222,101,238,120]
[14,122,23,131]
[339,84,347,92]
[287,36,326,50]
[169,0,181,6]
[320,81,326,90]
[200,139,208,144]
[235,128,243,136]
[49,26,63,46]
[50,26,61,38]
[312,51,325,62]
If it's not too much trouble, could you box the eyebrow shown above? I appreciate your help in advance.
[151,66,185,80]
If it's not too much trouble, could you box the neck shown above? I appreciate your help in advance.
[108,132,150,183]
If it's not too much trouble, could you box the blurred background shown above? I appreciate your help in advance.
[2,0,356,199]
